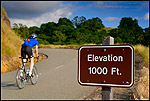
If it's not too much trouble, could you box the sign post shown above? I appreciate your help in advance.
[102,36,114,100]
[78,36,134,100]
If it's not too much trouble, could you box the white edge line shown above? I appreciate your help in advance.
[78,45,134,87]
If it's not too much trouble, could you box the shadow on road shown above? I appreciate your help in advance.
[1,82,18,90]
[2,81,35,90]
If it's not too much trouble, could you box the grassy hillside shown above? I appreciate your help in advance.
[1,7,23,57]
[134,44,149,66]
[1,20,23,57]
[104,27,114,33]
[1,7,23,73]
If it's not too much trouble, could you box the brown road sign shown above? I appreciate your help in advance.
[78,45,134,87]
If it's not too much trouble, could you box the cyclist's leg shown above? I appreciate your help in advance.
[21,46,27,67]
[26,46,34,76]
[29,57,34,76]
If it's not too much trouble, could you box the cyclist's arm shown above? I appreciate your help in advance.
[35,45,38,57]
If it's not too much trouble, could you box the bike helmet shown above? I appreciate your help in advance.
[31,33,38,38]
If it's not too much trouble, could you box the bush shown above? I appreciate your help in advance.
[38,39,49,45]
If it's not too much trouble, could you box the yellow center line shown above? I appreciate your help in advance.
[8,81,16,84]
[54,65,64,69]
[73,58,76,61]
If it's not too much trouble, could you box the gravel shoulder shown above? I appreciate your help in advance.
[83,51,149,100]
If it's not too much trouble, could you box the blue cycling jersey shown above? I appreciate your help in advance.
[22,38,38,48]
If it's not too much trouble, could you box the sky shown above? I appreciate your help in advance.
[1,1,149,29]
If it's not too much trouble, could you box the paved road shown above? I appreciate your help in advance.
[1,48,97,100]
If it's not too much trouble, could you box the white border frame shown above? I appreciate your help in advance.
[78,45,134,87]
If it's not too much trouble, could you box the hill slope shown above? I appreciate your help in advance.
[1,7,23,73]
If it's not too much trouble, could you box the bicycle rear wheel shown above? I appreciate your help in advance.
[31,66,38,85]
[16,68,26,89]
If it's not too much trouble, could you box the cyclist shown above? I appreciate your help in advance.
[21,33,39,77]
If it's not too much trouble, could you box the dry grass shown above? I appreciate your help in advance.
[131,44,149,100]
[1,7,9,21]
[1,8,23,73]
[103,27,114,33]
[1,52,47,74]
[1,20,23,73]
[38,43,97,49]
[1,19,23,57]
[131,67,149,100]
[39,44,77,48]
[134,44,149,66]
[1,7,10,26]
[1,55,22,74]
[39,44,149,67]
[139,67,149,100]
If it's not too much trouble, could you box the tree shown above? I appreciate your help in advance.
[72,16,86,27]
[72,16,78,26]
[143,27,149,46]
[98,29,108,43]
[19,24,30,39]
[115,36,123,43]
[12,16,148,46]
[13,23,19,35]
[58,17,74,28]
[40,22,57,36]
[12,23,30,39]
[117,17,143,45]
[37,38,49,45]
[77,17,105,31]
[108,28,119,38]
[53,30,67,44]
[29,26,40,35]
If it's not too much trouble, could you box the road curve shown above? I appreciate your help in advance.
[1,48,97,100]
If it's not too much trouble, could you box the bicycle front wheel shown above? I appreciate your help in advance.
[31,66,38,85]
[16,68,26,89]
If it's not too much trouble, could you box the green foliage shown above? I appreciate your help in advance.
[72,16,86,26]
[29,26,40,35]
[115,36,123,43]
[142,28,149,46]
[58,17,74,28]
[53,30,67,43]
[109,17,149,46]
[12,16,149,46]
[2,19,23,57]
[37,38,49,45]
[13,23,30,39]
[77,17,104,31]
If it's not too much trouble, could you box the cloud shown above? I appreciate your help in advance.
[1,1,63,19]
[10,7,72,27]
[104,17,120,21]
[144,13,149,20]
[133,17,138,20]
[2,1,74,27]
[94,1,149,9]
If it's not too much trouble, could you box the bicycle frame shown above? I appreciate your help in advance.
[16,57,39,89]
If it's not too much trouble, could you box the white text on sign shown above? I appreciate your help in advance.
[87,54,123,75]
[87,54,123,62]
[88,67,122,76]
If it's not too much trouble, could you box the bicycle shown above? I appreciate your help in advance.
[16,57,39,89]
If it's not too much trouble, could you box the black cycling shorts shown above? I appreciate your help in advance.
[21,46,33,59]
